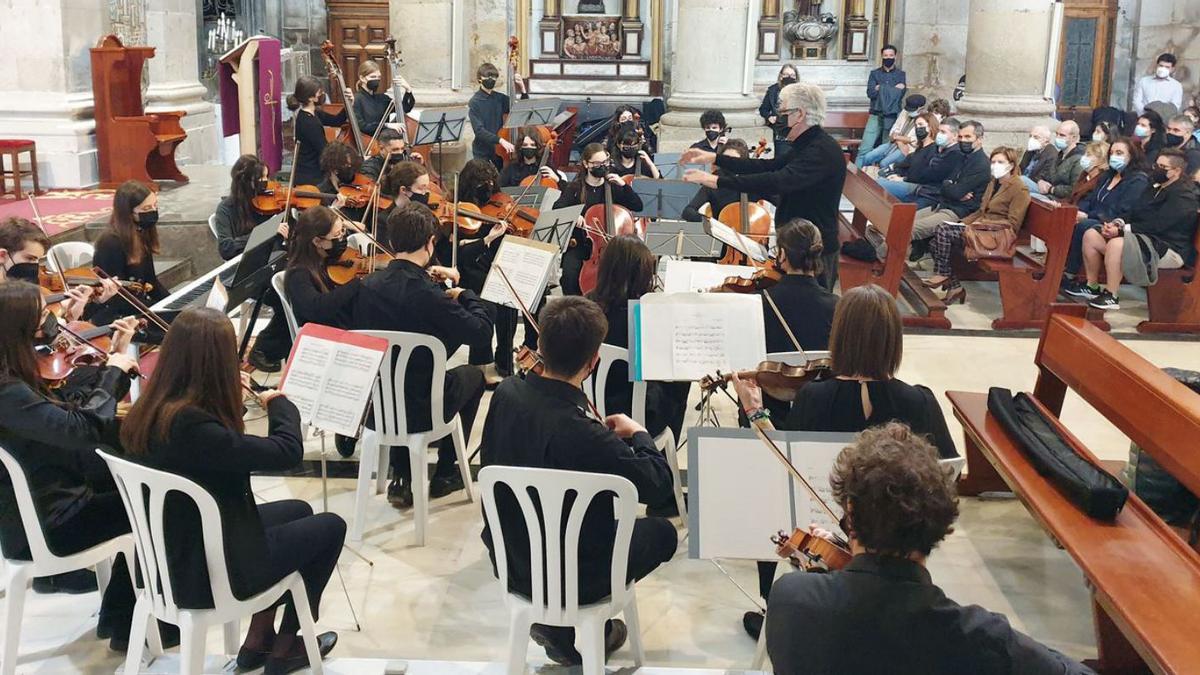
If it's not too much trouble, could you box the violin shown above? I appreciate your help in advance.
[452,201,534,239]
[252,180,339,214]
[39,263,150,296]
[579,180,637,296]
[708,265,781,293]
[716,191,772,267]
[772,528,852,573]
[326,246,393,285]
[514,345,545,376]
[36,318,146,387]
[481,191,539,237]
[337,173,393,211]
[699,358,831,402]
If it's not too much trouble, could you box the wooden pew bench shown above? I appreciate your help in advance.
[950,305,1200,673]
[837,164,950,328]
[824,111,870,160]
[1139,221,1200,334]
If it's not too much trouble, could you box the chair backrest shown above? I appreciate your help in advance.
[348,233,372,256]
[583,343,647,424]
[479,465,638,621]
[271,270,299,341]
[764,350,830,366]
[0,445,58,564]
[97,450,240,620]
[207,214,219,240]
[45,242,95,273]
[353,330,450,443]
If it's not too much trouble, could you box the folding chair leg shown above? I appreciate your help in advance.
[505,608,532,675]
[351,429,380,542]
[123,595,153,675]
[408,434,428,547]
[290,579,325,675]
[623,590,646,666]
[178,614,207,675]
[751,612,769,670]
[222,619,240,655]
[451,417,474,502]
[1,564,31,675]
[577,614,606,675]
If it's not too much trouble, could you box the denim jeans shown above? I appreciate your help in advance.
[878,178,921,202]
[857,141,895,168]
[1020,175,1041,195]
[1065,219,1103,275]
[858,114,895,159]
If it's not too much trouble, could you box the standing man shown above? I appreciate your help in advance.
[1131,53,1184,114]
[680,82,847,290]
[862,44,906,157]
[468,62,528,170]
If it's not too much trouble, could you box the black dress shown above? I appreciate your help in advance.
[92,232,169,327]
[293,108,348,186]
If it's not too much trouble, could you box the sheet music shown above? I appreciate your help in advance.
[479,237,559,314]
[632,293,765,381]
[705,217,771,263]
[280,324,387,437]
[660,259,758,294]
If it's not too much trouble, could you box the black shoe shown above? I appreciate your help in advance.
[1089,289,1120,311]
[334,433,357,458]
[109,621,180,653]
[604,619,628,658]
[909,238,930,262]
[262,631,338,675]
[237,645,270,671]
[743,610,765,640]
[247,349,282,374]
[429,472,465,499]
[33,569,97,595]
[529,624,582,666]
[1061,279,1100,300]
[387,479,413,509]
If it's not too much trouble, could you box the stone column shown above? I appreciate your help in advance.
[658,0,762,151]
[954,0,1058,149]
[144,0,218,165]
[392,0,474,108]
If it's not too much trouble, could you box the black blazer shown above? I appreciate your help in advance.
[140,398,304,608]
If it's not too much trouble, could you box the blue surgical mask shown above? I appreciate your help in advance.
[1192,129,1200,144]
[1134,125,1150,138]
[1109,155,1127,172]
[1053,137,1068,151]
[935,132,950,147]
[1078,155,1094,171]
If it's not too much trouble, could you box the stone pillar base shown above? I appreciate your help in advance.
[0,92,99,189]
[955,93,1058,150]
[658,93,762,153]
[146,82,219,166]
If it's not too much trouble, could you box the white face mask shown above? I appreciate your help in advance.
[991,163,1011,180]
[1091,132,1105,143]
[1026,137,1043,152]
[1156,66,1171,79]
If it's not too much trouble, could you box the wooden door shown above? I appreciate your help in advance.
[326,0,391,105]
[1055,0,1117,119]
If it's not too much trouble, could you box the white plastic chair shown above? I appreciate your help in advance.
[97,451,325,675]
[44,241,94,273]
[0,445,135,675]
[479,466,645,675]
[270,270,300,341]
[350,330,475,545]
[585,343,686,523]
[206,214,219,240]
[347,233,372,256]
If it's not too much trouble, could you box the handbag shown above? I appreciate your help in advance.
[963,220,1017,261]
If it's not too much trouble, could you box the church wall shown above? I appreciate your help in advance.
[1112,0,1200,109]
[895,0,969,105]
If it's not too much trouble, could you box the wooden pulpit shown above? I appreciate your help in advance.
[89,35,189,188]
[218,37,283,173]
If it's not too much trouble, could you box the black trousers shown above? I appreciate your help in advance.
[816,247,839,292]
[254,288,294,362]
[259,500,346,634]
[390,365,485,481]
[561,247,585,296]
[469,302,517,376]
[1065,219,1101,276]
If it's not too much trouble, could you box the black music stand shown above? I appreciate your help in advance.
[413,106,468,181]
[507,98,563,127]
[501,185,561,211]
[530,204,584,254]
[653,153,707,180]
[645,220,721,258]
[229,218,288,359]
[630,178,700,221]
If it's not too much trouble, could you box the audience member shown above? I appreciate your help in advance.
[1062,141,1110,205]
[857,94,924,169]
[1090,120,1117,145]
[908,120,990,256]
[1033,121,1086,199]
[1132,52,1183,114]
[877,113,944,201]
[1017,125,1059,194]
[760,64,799,154]
[862,45,906,156]
[1165,114,1200,174]
[1133,109,1167,162]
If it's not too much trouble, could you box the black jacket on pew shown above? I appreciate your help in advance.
[1126,178,1200,264]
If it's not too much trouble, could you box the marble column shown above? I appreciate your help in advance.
[392,0,474,108]
[954,0,1058,149]
[144,0,218,166]
[658,0,762,151]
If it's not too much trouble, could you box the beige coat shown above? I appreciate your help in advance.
[962,175,1031,231]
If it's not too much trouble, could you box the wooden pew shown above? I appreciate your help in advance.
[1139,220,1200,334]
[949,304,1200,673]
[824,111,870,160]
[976,198,1078,330]
[837,164,950,329]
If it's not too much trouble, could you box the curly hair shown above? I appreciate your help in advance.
[319,141,361,178]
[457,158,500,206]
[831,423,959,557]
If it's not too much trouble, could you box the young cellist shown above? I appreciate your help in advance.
[498,126,564,188]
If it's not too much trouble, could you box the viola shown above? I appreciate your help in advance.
[772,528,852,573]
[699,358,831,402]
[514,345,545,376]
[252,180,339,214]
[708,265,781,294]
[326,247,393,285]
[716,192,772,267]
[337,173,393,211]
[579,180,636,296]
[481,191,538,237]
[751,138,769,159]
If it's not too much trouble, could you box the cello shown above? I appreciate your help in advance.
[319,40,371,158]
[518,131,560,189]
[716,191,771,267]
[578,179,635,296]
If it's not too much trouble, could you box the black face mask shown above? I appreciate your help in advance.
[619,146,638,159]
[6,261,40,283]
[1165,133,1185,147]
[519,147,538,160]
[336,167,356,184]
[780,76,797,87]
[135,210,159,229]
[882,57,896,68]
[481,77,497,90]
[366,79,381,93]
[705,129,723,142]
[325,235,348,259]
[958,141,975,154]
[588,164,609,178]
[256,178,271,193]
[476,183,494,201]
[1151,168,1170,184]
[410,191,429,205]
[914,127,929,141]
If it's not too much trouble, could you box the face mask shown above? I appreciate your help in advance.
[481,77,497,90]
[1151,167,1170,184]
[336,167,356,184]
[324,234,348,259]
[410,192,429,205]
[619,146,638,159]
[1054,137,1068,151]
[780,76,797,87]
[882,57,896,68]
[908,109,920,118]
[1194,130,1200,144]
[588,164,609,178]
[705,129,722,142]
[1092,132,1105,143]
[256,178,270,193]
[990,163,1011,180]
[935,131,950,147]
[1134,125,1150,138]
[1109,155,1127,172]
[1026,137,1042,152]
[519,146,538,160]
[958,140,975,154]
[914,127,929,141]
[1156,66,1171,79]
[1165,133,1185,147]
[135,210,158,229]
[1078,155,1094,171]
[366,79,381,93]
[6,261,40,283]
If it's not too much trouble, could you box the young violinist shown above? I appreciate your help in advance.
[498,126,564,188]
[468,62,528,169]
[287,75,354,186]
[479,295,676,666]
[731,284,958,640]
[0,280,155,647]
[761,423,1093,675]
[316,141,369,224]
[352,60,414,139]
[680,139,771,222]
[349,203,493,508]
[690,109,729,152]
[361,128,414,183]
[605,105,656,155]
[120,307,345,674]
[379,160,433,212]
[552,143,644,296]
[0,217,119,321]
[92,180,169,324]
[611,127,661,179]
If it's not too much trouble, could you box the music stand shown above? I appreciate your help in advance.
[506,98,562,127]
[228,217,289,358]
[501,185,561,212]
[530,204,583,254]
[630,178,700,221]
[413,106,468,182]
[645,220,721,258]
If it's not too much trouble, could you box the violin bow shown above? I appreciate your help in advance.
[91,267,171,332]
[451,173,460,269]
[27,196,71,292]
[367,150,396,273]
[367,98,396,158]
[751,425,844,529]
[281,140,301,228]
[762,289,804,353]
[56,320,147,380]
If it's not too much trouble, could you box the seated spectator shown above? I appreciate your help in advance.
[857,94,925,170]
[923,147,1030,304]
[1061,138,1151,296]
[1133,109,1166,163]
[1080,148,1199,311]
[1018,125,1059,195]
[908,120,990,256]
[1132,52,1184,114]
[1033,121,1086,200]
[1184,106,1200,143]
[876,113,944,202]
[1062,140,1110,206]
[1090,120,1117,145]
[1165,114,1200,174]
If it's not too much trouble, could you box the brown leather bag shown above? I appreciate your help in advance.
[963,220,1017,261]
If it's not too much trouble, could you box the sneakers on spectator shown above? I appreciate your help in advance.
[1089,290,1120,311]
[1061,279,1100,300]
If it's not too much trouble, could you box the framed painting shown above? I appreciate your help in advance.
[561,16,622,60]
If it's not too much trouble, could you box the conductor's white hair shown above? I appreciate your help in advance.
[779,81,826,127]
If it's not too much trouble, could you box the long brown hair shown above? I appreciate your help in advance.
[229,155,266,237]
[109,180,158,265]
[286,206,338,294]
[829,284,903,380]
[588,235,655,314]
[0,281,44,392]
[120,308,245,455]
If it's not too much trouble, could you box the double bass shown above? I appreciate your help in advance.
[319,40,372,158]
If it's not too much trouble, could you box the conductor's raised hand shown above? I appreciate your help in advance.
[683,169,718,189]
[680,147,716,165]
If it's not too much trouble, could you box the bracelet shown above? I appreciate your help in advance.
[746,407,771,422]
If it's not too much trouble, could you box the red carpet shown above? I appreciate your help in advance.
[0,189,114,236]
